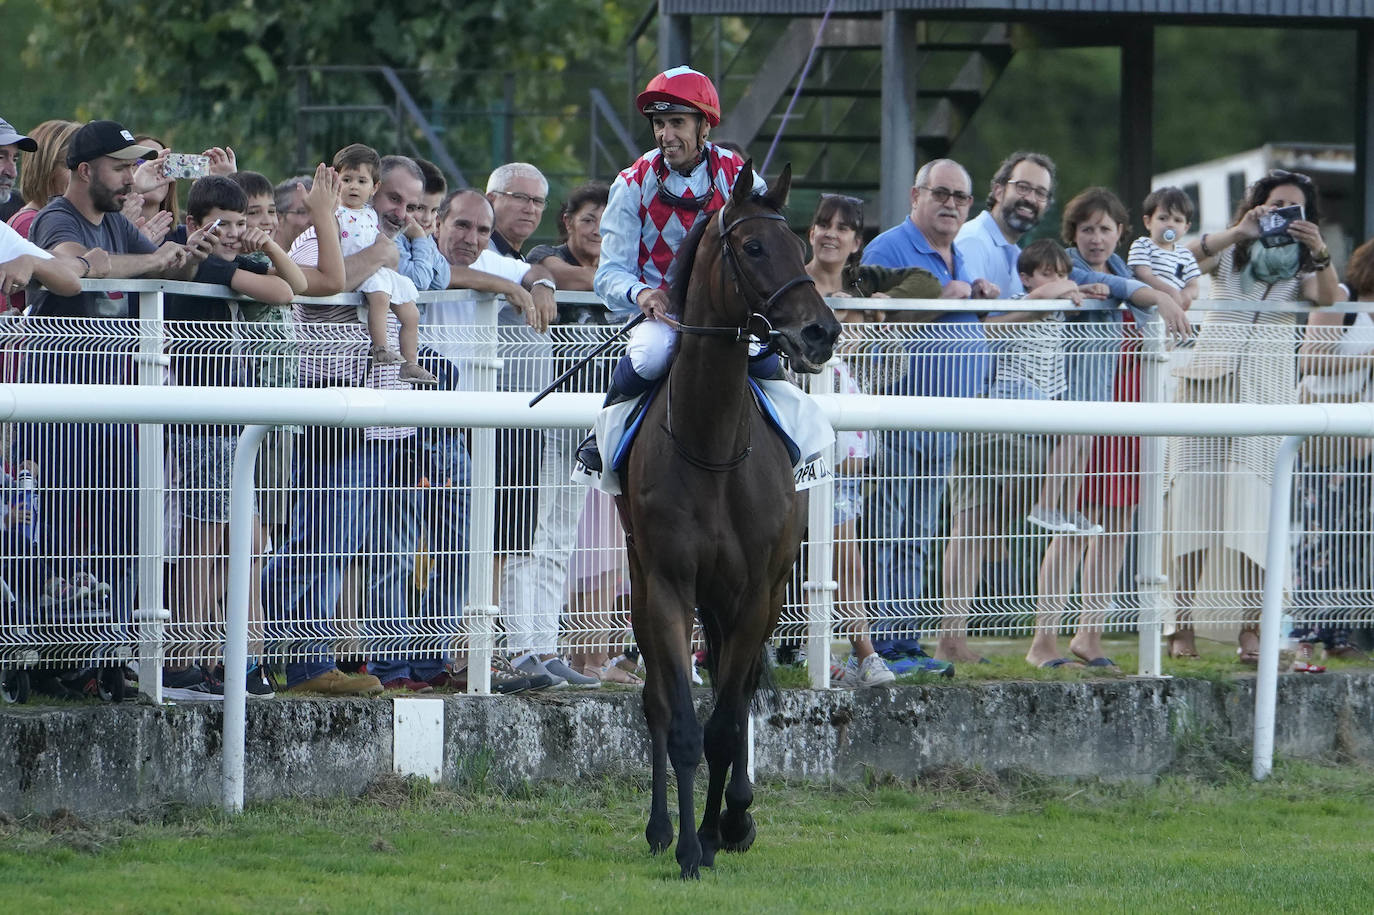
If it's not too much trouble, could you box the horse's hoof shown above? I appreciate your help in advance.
[720,810,756,853]
[677,839,702,879]
[697,839,718,869]
[646,818,673,854]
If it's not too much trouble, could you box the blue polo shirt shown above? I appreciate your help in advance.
[955,209,1024,297]
[862,217,990,397]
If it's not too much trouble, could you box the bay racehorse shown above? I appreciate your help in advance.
[617,162,840,878]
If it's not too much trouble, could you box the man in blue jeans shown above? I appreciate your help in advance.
[860,158,998,673]
[261,161,424,696]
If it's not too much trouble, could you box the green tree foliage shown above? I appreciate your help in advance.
[4,4,1360,233]
[957,25,1355,234]
[15,0,639,189]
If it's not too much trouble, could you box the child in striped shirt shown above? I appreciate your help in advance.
[1129,186,1200,309]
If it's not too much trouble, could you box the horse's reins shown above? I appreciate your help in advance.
[661,203,817,471]
[659,208,816,346]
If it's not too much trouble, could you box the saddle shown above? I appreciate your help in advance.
[574,378,833,496]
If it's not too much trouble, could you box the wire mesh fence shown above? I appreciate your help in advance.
[0,290,1371,685]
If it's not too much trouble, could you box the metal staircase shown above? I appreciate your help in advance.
[713,20,1013,199]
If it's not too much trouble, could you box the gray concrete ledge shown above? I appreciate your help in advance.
[4,673,1374,819]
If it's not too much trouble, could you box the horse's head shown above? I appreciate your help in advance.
[714,162,840,373]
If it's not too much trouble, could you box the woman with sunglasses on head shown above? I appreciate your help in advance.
[1165,170,1340,665]
[803,193,945,686]
[114,134,176,245]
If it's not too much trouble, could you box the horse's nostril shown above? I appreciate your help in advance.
[802,321,840,348]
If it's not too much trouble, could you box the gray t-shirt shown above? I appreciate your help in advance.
[28,196,156,318]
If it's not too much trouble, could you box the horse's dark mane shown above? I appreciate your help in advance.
[667,191,779,313]
[667,214,712,313]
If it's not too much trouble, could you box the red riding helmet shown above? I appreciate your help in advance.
[636,66,721,127]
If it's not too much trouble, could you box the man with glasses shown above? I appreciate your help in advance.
[936,152,1058,662]
[480,162,598,688]
[0,116,30,223]
[272,175,314,251]
[956,151,1056,297]
[859,158,996,674]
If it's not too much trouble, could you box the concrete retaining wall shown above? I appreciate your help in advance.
[4,673,1373,819]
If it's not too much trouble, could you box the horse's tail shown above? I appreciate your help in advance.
[750,645,782,715]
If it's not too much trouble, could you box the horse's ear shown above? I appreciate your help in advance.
[731,158,756,205]
[764,163,792,210]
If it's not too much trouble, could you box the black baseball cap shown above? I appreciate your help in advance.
[66,120,156,168]
[0,117,36,152]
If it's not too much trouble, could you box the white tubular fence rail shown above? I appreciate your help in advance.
[0,280,1372,809]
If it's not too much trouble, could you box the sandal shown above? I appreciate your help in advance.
[597,659,644,686]
[1167,631,1200,659]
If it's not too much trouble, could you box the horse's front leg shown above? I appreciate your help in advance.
[697,691,740,867]
[665,670,703,879]
[719,704,758,853]
[645,714,673,855]
[633,576,703,878]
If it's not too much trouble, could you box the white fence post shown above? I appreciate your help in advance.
[135,289,170,702]
[1135,315,1168,678]
[223,424,270,813]
[464,296,500,694]
[1253,434,1307,781]
[804,363,838,689]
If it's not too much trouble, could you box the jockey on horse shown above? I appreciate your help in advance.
[578,66,784,473]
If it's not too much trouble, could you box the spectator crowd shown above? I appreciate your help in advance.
[1,80,1370,700]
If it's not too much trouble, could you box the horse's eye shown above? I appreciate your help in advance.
[743,240,764,256]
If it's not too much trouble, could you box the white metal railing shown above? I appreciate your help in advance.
[2,280,1373,805]
[0,382,1369,807]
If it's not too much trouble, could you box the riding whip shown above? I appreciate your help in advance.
[528,312,648,407]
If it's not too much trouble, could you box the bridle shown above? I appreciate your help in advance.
[660,203,816,348]
[660,199,817,471]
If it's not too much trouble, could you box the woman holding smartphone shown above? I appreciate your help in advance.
[1164,170,1340,663]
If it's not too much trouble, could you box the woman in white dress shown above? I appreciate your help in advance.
[1166,171,1341,662]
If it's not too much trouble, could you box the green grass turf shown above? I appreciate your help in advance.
[768,631,1373,688]
[3,759,1373,913]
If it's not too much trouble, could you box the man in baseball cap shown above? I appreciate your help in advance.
[0,116,37,217]
[0,117,36,153]
[64,120,156,168]
[29,117,202,320]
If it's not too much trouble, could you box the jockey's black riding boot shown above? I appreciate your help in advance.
[576,358,653,473]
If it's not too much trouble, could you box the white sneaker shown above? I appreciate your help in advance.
[1026,507,1076,532]
[855,653,897,688]
[543,657,600,689]
[1067,511,1105,534]
[516,655,568,690]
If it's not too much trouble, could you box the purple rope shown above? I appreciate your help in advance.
[760,0,838,178]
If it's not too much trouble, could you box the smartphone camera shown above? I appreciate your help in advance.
[1258,205,1304,248]
[162,153,212,181]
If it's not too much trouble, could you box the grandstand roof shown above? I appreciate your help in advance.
[662,0,1374,21]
